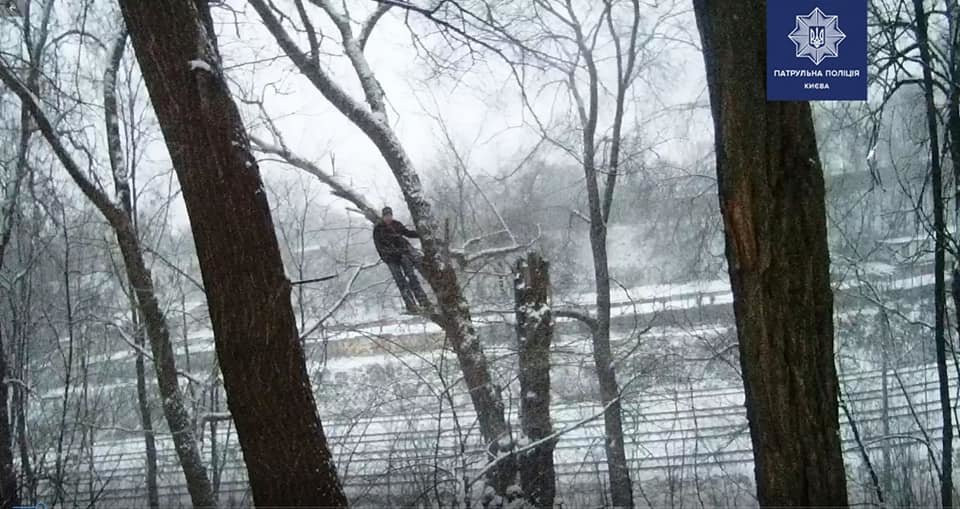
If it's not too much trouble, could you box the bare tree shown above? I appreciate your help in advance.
[247,0,530,498]
[0,41,219,509]
[368,2,681,503]
[692,0,849,504]
[115,0,347,505]
[869,1,959,503]
[910,0,951,505]
[0,1,55,505]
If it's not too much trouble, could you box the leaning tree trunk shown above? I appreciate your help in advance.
[513,253,557,508]
[248,1,516,499]
[117,1,347,505]
[911,0,952,506]
[103,30,161,509]
[692,0,849,504]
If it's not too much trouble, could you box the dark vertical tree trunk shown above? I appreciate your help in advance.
[513,253,556,508]
[10,275,33,505]
[583,157,632,507]
[911,1,952,506]
[880,312,892,498]
[0,329,16,509]
[563,6,636,503]
[14,368,31,504]
[52,215,74,507]
[210,384,222,497]
[692,0,849,505]
[117,1,347,505]
[134,321,160,509]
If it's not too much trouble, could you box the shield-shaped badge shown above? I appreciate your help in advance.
[809,26,826,48]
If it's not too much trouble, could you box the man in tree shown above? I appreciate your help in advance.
[374,206,431,313]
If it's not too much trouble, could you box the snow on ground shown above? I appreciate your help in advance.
[65,361,952,507]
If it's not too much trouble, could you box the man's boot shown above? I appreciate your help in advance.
[401,290,419,314]
[417,299,433,314]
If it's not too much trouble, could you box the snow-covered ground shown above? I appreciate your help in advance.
[50,362,951,507]
[30,264,939,507]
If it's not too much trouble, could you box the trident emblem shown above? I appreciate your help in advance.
[809,26,826,48]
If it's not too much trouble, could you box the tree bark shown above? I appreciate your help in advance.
[911,0,952,506]
[116,1,347,505]
[692,0,849,505]
[513,253,556,508]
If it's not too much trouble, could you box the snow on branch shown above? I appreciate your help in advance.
[249,0,376,131]
[199,412,233,423]
[451,224,542,267]
[187,59,213,73]
[552,306,598,331]
[310,0,388,114]
[466,395,622,490]
[459,229,511,252]
[249,134,380,223]
[359,2,392,51]
[0,56,123,224]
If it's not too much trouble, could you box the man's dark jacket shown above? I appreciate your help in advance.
[373,220,419,263]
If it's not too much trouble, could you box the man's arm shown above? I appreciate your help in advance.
[398,221,419,238]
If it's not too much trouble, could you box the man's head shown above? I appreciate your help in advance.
[382,206,394,223]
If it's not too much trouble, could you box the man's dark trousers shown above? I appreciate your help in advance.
[387,252,429,310]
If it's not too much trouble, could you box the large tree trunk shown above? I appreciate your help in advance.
[911,0,952,506]
[513,253,557,508]
[116,1,347,505]
[692,0,849,504]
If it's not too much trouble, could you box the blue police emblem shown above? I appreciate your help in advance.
[788,7,846,65]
